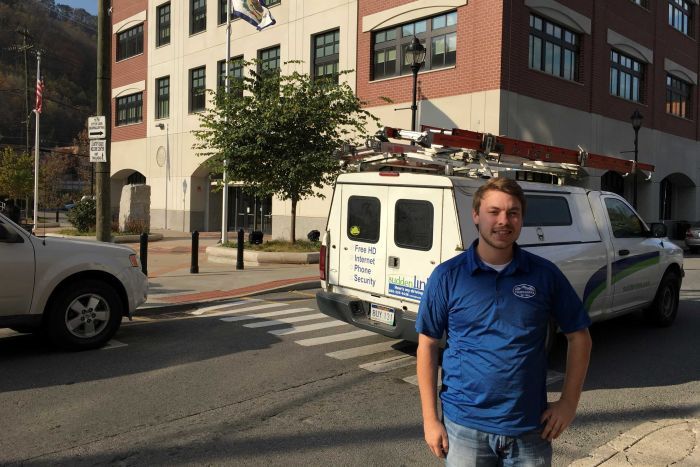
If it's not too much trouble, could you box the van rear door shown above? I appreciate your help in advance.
[385,188,444,304]
[338,185,388,295]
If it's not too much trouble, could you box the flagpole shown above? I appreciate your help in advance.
[221,0,232,244]
[33,51,41,230]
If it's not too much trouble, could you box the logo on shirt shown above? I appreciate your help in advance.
[513,284,536,299]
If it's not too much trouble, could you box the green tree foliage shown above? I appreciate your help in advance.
[67,196,95,232]
[194,62,380,242]
[0,147,33,200]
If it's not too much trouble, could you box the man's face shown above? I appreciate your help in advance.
[472,189,523,250]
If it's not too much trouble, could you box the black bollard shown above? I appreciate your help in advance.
[55,208,59,223]
[191,230,199,274]
[236,228,244,270]
[140,232,148,276]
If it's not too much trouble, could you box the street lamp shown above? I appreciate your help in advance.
[406,37,426,131]
[630,109,643,210]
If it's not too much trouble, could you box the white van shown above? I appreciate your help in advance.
[316,172,684,343]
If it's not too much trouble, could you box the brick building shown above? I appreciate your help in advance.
[358,0,700,226]
[110,0,357,237]
[110,0,700,237]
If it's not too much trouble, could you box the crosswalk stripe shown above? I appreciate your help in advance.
[326,341,403,360]
[244,313,328,328]
[402,375,418,385]
[268,321,346,336]
[196,302,285,317]
[359,355,416,373]
[189,299,261,315]
[220,307,313,322]
[295,330,376,347]
[546,370,565,386]
[102,339,127,350]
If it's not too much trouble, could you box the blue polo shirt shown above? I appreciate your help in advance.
[416,240,591,436]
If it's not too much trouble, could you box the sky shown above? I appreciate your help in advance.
[57,0,97,15]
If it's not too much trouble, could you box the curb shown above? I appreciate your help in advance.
[43,232,164,243]
[206,245,319,264]
[569,418,700,466]
[137,278,321,315]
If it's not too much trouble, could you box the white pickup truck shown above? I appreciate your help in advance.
[0,212,148,350]
[316,172,684,344]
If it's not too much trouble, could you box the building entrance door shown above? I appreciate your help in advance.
[227,187,272,234]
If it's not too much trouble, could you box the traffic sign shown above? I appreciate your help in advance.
[90,139,107,162]
[88,116,106,139]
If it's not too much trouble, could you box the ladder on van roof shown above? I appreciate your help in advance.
[351,126,655,180]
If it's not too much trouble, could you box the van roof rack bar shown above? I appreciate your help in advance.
[378,126,655,175]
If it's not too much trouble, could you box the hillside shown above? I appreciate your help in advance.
[0,0,97,151]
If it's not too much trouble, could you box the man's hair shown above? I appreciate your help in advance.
[472,177,526,215]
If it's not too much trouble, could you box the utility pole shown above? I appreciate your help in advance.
[16,28,33,154]
[95,0,111,242]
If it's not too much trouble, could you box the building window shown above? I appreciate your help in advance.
[116,92,143,126]
[156,76,169,119]
[371,11,457,80]
[528,14,579,81]
[116,24,143,61]
[668,0,693,36]
[190,0,206,35]
[666,74,692,118]
[189,66,206,113]
[266,0,281,5]
[313,29,339,83]
[218,56,244,96]
[258,45,280,75]
[632,0,649,8]
[610,50,643,102]
[157,3,170,47]
[219,0,227,25]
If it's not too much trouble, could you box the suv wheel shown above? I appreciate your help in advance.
[47,280,123,350]
[644,271,680,327]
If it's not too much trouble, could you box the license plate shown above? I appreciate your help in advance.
[370,303,395,326]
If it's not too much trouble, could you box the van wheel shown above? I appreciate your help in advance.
[644,272,680,327]
[47,280,123,350]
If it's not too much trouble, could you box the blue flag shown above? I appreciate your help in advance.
[231,0,276,31]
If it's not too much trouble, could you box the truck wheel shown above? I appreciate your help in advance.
[644,272,680,327]
[47,280,123,350]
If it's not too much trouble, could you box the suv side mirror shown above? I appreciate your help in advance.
[648,222,667,238]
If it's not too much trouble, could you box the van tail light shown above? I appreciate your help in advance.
[319,245,327,281]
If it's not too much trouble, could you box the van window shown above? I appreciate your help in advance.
[394,199,433,250]
[524,195,572,226]
[605,197,646,237]
[347,196,381,243]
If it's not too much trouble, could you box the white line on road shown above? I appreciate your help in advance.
[220,307,313,322]
[326,341,404,360]
[359,355,416,373]
[403,368,442,386]
[268,321,346,336]
[244,313,328,328]
[102,339,128,350]
[189,299,261,315]
[546,370,565,386]
[195,302,285,317]
[295,330,376,346]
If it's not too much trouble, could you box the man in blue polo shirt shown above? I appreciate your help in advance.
[416,177,592,466]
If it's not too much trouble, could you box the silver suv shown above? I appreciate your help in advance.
[0,212,148,350]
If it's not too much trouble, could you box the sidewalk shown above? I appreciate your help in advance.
[120,229,320,313]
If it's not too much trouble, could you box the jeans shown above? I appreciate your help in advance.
[443,417,552,467]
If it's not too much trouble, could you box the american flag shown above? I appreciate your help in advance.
[35,77,44,114]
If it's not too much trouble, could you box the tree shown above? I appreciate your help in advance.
[0,147,34,201]
[194,61,380,242]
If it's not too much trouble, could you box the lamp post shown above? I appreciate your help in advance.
[630,109,643,210]
[406,37,426,131]
[155,123,169,229]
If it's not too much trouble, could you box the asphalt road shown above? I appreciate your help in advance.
[1,286,699,466]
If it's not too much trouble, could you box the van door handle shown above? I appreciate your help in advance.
[388,256,399,268]
[619,249,630,256]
